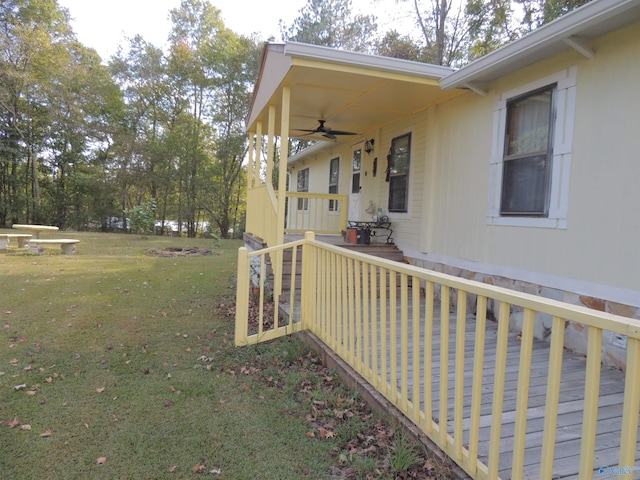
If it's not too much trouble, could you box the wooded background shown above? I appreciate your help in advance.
[0,0,588,237]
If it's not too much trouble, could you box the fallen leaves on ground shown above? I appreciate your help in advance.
[216,330,453,480]
[210,299,452,478]
[7,417,20,428]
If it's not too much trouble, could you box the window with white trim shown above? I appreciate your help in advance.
[297,168,309,210]
[328,157,339,211]
[387,133,411,213]
[501,86,554,216]
[488,67,577,229]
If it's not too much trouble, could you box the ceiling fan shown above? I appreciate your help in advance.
[293,120,358,140]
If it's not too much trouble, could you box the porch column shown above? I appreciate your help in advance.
[266,105,276,187]
[276,86,290,246]
[253,120,263,187]
[272,87,290,299]
[248,130,255,188]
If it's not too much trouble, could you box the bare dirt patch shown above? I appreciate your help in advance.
[146,247,213,257]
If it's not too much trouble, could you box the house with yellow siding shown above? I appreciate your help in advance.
[237,0,640,477]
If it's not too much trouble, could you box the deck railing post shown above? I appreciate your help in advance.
[301,231,316,330]
[234,247,250,346]
[619,336,640,471]
[579,326,603,478]
[539,316,566,479]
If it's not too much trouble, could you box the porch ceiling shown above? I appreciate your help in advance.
[246,43,464,141]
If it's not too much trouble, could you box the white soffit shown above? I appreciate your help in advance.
[246,41,460,136]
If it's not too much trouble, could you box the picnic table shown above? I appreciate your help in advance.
[12,224,59,239]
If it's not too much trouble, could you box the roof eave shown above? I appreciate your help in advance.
[283,42,455,80]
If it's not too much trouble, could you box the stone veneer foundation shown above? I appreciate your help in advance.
[406,257,639,372]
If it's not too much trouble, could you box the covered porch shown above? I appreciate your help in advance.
[243,42,458,253]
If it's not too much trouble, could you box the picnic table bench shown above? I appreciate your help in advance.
[28,239,80,255]
[0,233,32,250]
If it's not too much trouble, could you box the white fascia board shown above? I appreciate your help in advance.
[245,43,289,130]
[283,42,455,80]
[441,0,640,89]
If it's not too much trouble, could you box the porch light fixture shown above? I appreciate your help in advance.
[364,138,375,154]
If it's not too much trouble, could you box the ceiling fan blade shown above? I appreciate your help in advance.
[326,129,357,136]
[292,120,357,138]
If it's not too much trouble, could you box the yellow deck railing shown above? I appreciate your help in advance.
[245,188,348,243]
[285,192,348,234]
[235,232,640,479]
[246,184,278,247]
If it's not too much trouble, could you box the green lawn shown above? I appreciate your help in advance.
[0,231,451,479]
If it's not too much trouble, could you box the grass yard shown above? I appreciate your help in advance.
[0,231,452,479]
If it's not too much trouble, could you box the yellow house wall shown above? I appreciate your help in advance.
[284,21,639,309]
[369,114,427,248]
[419,22,640,299]
[289,144,351,198]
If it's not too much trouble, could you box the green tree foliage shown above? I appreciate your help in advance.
[397,0,593,66]
[200,31,259,238]
[106,0,260,238]
[465,0,593,61]
[280,0,378,53]
[396,0,471,66]
[109,36,177,231]
[0,0,122,229]
[0,0,591,236]
[376,30,425,61]
[127,198,157,237]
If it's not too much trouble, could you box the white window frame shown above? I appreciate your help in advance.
[487,67,577,229]
[328,156,340,212]
[297,168,309,211]
[387,132,412,215]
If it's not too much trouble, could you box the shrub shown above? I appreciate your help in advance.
[127,199,156,237]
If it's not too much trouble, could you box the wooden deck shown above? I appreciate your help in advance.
[273,235,639,479]
[392,303,637,479]
[281,288,639,479]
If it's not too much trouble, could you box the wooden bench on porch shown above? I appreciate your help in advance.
[347,219,393,244]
